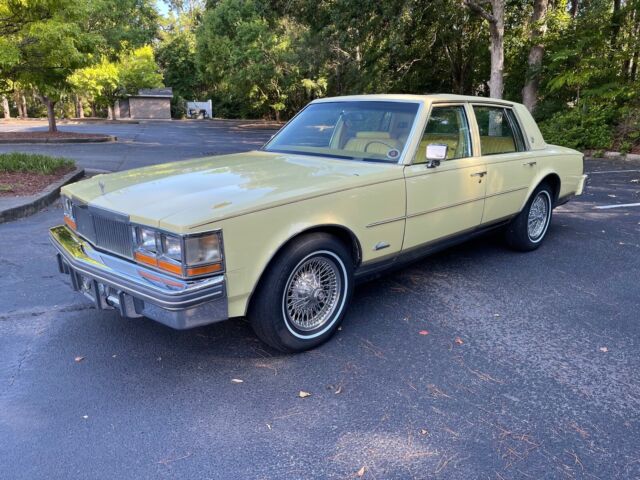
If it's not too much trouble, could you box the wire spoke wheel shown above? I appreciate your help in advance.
[527,191,550,241]
[283,255,342,332]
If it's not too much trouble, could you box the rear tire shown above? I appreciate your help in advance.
[505,182,554,251]
[248,233,354,353]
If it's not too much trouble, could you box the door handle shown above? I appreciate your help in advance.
[523,161,537,166]
[470,171,487,177]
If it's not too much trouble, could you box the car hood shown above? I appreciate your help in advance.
[63,150,402,232]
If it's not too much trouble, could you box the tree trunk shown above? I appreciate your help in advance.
[462,0,505,99]
[488,0,505,99]
[14,91,23,118]
[107,104,114,120]
[21,95,27,118]
[75,95,84,118]
[610,0,622,48]
[569,0,579,18]
[38,95,58,132]
[91,102,97,117]
[1,95,10,119]
[522,0,549,112]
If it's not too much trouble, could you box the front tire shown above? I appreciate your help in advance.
[248,233,354,353]
[505,183,554,251]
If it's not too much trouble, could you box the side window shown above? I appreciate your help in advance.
[415,106,471,163]
[473,105,523,155]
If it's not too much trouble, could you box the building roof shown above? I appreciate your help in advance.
[132,87,173,98]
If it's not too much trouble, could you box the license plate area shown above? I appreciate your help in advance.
[76,273,111,310]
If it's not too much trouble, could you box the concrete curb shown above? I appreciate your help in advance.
[0,167,84,224]
[601,151,640,162]
[0,135,116,144]
[62,119,139,125]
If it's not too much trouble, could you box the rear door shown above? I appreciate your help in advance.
[402,103,487,250]
[470,104,539,224]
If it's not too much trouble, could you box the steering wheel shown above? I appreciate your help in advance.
[364,141,396,152]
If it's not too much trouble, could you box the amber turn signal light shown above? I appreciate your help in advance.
[187,263,222,277]
[64,216,77,230]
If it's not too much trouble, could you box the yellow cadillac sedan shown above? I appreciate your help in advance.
[51,94,587,352]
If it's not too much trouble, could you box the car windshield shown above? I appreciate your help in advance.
[264,101,420,163]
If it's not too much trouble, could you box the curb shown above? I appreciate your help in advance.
[597,151,640,162]
[0,167,85,224]
[63,119,139,125]
[0,135,116,144]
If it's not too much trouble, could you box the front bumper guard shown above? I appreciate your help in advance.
[50,225,228,329]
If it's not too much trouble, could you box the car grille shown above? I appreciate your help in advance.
[73,205,133,258]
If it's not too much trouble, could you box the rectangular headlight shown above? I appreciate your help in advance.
[161,234,182,262]
[131,226,223,278]
[185,232,222,266]
[134,226,158,253]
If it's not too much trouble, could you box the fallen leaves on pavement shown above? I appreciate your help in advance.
[298,391,312,398]
[418,330,429,335]
[356,466,367,477]
[231,378,244,383]
[454,337,464,345]
[74,356,85,363]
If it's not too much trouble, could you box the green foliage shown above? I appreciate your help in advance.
[69,59,121,107]
[538,104,615,150]
[170,95,187,119]
[196,0,327,119]
[0,0,100,98]
[156,32,201,99]
[0,152,74,175]
[69,46,163,111]
[119,46,163,94]
[86,0,159,57]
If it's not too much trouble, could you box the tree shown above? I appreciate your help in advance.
[522,0,549,112]
[85,0,160,58]
[0,0,99,131]
[156,32,202,100]
[197,0,323,119]
[462,0,505,99]
[69,46,162,119]
[69,59,121,119]
[119,46,163,95]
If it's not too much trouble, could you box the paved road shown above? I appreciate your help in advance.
[1,122,639,479]
[0,120,275,172]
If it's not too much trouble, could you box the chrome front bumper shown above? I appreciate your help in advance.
[50,225,228,329]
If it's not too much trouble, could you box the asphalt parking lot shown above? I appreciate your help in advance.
[0,119,275,171]
[1,121,639,479]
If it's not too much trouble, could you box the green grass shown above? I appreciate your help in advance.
[0,152,74,175]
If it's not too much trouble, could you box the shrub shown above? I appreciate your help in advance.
[0,152,74,175]
[538,105,614,150]
[171,95,187,119]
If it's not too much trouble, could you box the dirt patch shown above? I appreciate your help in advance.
[0,167,74,196]
[0,131,108,141]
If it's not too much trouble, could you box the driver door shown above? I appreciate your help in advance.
[402,103,487,250]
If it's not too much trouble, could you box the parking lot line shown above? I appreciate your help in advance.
[594,202,640,209]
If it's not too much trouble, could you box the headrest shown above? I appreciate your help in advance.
[356,131,391,139]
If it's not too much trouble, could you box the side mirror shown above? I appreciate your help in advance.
[426,143,448,168]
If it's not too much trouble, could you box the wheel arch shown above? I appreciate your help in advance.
[522,171,561,211]
[541,172,561,205]
[245,223,362,314]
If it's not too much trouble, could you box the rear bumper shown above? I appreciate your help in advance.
[576,174,588,196]
[50,225,228,329]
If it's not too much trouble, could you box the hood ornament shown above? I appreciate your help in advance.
[98,180,105,195]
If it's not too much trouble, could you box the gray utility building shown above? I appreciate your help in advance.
[117,88,172,120]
